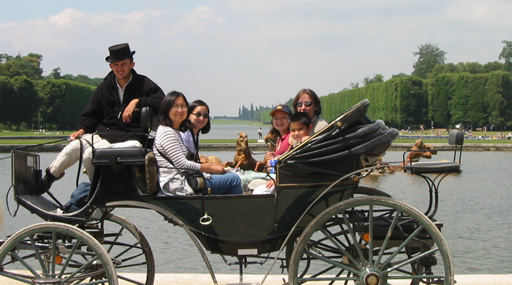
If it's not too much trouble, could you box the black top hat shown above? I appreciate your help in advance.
[105,43,136,62]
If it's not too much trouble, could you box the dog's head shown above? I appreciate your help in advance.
[237,132,249,151]
[263,132,278,151]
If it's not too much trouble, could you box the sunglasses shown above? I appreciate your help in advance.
[295,101,313,107]
[192,112,209,119]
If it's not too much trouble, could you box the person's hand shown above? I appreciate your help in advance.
[122,99,139,122]
[265,151,275,162]
[69,129,85,141]
[202,163,226,174]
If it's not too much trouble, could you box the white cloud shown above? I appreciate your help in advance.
[1,1,511,116]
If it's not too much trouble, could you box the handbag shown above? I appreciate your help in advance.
[156,148,207,194]
[184,170,207,193]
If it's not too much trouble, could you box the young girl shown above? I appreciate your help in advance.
[253,112,313,195]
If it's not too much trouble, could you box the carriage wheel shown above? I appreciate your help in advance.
[0,222,117,284]
[288,196,453,285]
[90,213,155,285]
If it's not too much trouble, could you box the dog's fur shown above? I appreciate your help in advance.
[200,155,223,165]
[224,132,258,170]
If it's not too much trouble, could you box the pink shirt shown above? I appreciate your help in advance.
[274,131,291,156]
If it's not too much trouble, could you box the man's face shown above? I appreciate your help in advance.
[109,58,134,81]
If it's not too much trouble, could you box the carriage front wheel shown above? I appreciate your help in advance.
[0,222,118,285]
[288,196,454,285]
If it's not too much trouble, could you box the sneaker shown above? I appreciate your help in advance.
[35,168,64,195]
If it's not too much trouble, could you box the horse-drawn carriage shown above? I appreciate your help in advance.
[0,99,463,284]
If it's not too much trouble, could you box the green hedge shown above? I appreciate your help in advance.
[295,71,512,130]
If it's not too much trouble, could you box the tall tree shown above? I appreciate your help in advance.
[499,40,512,71]
[10,76,40,129]
[0,76,15,128]
[0,53,43,80]
[0,76,39,129]
[38,80,67,128]
[499,40,512,63]
[363,74,384,86]
[412,43,447,79]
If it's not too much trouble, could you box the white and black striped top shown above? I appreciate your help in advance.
[153,125,201,196]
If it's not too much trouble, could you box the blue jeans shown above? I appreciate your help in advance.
[206,172,243,195]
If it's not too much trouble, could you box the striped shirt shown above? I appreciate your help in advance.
[153,125,201,196]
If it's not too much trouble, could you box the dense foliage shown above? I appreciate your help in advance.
[0,53,98,130]
[319,72,512,130]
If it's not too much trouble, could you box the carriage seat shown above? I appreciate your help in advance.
[92,147,160,196]
[404,130,464,174]
[92,147,148,166]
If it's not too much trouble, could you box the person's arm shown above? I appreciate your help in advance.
[69,129,85,141]
[137,76,165,111]
[122,74,165,122]
[265,180,275,189]
[158,128,225,174]
[200,163,226,174]
[121,98,139,122]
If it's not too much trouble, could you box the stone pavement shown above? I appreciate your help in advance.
[143,274,511,284]
[1,273,511,284]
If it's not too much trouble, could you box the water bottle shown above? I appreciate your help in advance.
[269,159,278,174]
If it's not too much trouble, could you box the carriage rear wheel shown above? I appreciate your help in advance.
[88,213,155,285]
[288,196,453,285]
[0,222,118,284]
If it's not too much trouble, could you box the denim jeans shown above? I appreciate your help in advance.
[206,172,243,194]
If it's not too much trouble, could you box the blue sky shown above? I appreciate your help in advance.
[2,0,511,116]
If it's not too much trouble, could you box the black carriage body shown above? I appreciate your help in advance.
[11,99,399,257]
[149,181,357,256]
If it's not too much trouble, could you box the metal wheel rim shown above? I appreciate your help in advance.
[288,196,454,285]
[0,222,118,285]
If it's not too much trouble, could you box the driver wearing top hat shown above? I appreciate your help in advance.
[35,43,165,195]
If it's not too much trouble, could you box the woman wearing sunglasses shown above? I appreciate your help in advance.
[292,88,328,135]
[181,100,211,162]
[154,92,242,196]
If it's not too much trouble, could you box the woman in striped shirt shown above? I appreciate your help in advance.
[153,91,242,196]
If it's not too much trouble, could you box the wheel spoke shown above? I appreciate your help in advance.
[91,214,155,285]
[0,222,118,285]
[341,212,368,268]
[289,196,453,285]
[380,224,425,269]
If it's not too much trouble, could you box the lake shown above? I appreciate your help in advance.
[201,124,271,140]
[0,149,510,276]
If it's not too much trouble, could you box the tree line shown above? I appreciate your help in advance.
[2,41,512,131]
[244,41,512,131]
[0,53,99,130]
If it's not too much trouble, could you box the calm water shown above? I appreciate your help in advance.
[202,124,271,140]
[0,149,511,275]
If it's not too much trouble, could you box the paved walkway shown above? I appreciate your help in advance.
[145,273,511,284]
[2,273,510,284]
